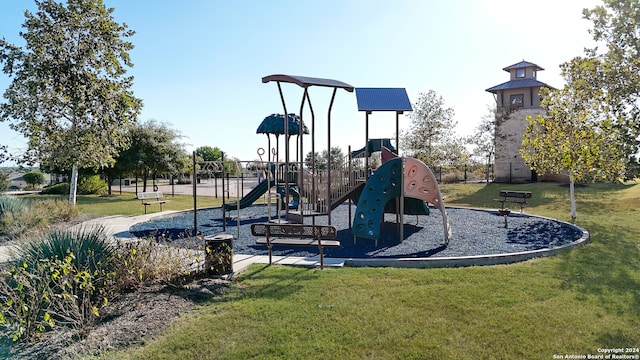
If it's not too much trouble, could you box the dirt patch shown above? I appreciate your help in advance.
[9,277,231,359]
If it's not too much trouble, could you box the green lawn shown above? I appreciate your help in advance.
[33,192,235,216]
[90,183,640,358]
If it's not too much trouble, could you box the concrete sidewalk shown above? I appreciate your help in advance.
[0,211,346,274]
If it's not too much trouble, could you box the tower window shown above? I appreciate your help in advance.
[510,94,524,107]
[516,69,525,78]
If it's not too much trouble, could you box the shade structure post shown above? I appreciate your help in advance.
[396,111,400,153]
[365,111,370,180]
[276,82,290,213]
[326,87,337,225]
[262,74,354,222]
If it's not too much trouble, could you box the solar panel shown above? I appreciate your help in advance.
[355,88,412,112]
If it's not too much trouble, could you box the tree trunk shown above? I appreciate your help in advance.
[106,173,113,195]
[570,178,577,221]
[69,164,79,205]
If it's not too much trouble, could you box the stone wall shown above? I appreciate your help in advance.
[494,108,544,183]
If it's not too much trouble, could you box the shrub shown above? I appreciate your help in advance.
[41,183,70,195]
[109,238,193,293]
[16,226,115,276]
[441,171,462,184]
[37,199,79,223]
[0,227,116,341]
[0,196,28,217]
[0,198,78,239]
[0,196,30,237]
[78,175,106,195]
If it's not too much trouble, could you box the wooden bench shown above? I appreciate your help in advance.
[137,191,169,214]
[250,223,340,269]
[494,190,532,213]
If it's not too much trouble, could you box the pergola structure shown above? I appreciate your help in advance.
[261,75,354,224]
[354,88,412,178]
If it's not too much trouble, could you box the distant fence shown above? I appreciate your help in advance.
[429,163,493,184]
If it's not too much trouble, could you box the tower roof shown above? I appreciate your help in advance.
[485,78,555,93]
[503,60,544,72]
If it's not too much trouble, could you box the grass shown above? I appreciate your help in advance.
[48,183,640,358]
[30,192,236,216]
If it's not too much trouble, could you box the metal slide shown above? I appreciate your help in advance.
[223,179,270,211]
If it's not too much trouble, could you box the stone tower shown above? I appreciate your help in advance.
[486,60,555,183]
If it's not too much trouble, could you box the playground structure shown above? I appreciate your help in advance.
[213,75,452,246]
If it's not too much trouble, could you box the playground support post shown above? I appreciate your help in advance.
[276,82,291,214]
[327,87,337,225]
[400,157,405,241]
[192,151,197,235]
[365,111,370,180]
[222,151,226,232]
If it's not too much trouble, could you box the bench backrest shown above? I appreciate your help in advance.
[499,190,532,199]
[137,191,163,200]
[251,223,337,239]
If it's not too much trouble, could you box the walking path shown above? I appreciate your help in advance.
[0,212,345,276]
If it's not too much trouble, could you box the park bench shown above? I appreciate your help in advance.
[137,191,169,214]
[494,190,532,213]
[250,223,340,269]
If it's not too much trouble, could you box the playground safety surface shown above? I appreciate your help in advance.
[129,204,589,268]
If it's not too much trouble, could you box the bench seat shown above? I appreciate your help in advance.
[137,191,170,214]
[255,238,341,247]
[251,223,339,269]
[494,190,532,213]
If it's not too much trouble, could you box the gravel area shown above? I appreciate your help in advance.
[130,204,584,259]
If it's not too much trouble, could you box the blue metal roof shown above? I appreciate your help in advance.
[485,79,555,93]
[355,88,413,112]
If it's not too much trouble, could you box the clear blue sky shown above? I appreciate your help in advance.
[0,0,600,164]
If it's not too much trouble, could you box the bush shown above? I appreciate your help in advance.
[109,238,193,293]
[441,171,462,184]
[41,183,70,195]
[0,198,78,240]
[0,196,28,217]
[16,226,115,277]
[0,196,30,237]
[1,226,116,341]
[78,175,106,195]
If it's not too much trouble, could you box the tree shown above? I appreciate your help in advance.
[583,0,640,178]
[115,120,187,192]
[466,105,497,182]
[402,90,462,166]
[195,146,223,162]
[0,170,9,192]
[305,147,344,171]
[23,171,46,189]
[520,57,625,220]
[0,0,142,204]
[304,151,322,170]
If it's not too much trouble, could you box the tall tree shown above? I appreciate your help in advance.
[116,120,187,192]
[520,57,625,220]
[305,147,344,171]
[583,0,640,178]
[195,146,223,162]
[0,0,142,204]
[402,90,460,166]
[466,105,496,181]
